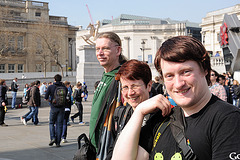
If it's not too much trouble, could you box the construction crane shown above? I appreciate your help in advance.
[86,4,94,25]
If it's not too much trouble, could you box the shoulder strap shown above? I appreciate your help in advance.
[151,116,171,151]
[114,106,126,131]
[117,105,131,134]
[155,83,161,90]
[170,107,198,160]
[90,78,118,140]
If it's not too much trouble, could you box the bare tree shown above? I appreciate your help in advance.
[33,22,66,77]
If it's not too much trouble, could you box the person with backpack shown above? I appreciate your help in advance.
[71,82,84,125]
[89,32,127,160]
[22,80,41,125]
[45,74,68,147]
[106,60,158,159]
[112,36,240,160]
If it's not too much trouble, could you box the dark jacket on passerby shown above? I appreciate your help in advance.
[73,88,83,103]
[152,82,163,95]
[0,85,7,107]
[11,81,18,92]
[27,86,41,107]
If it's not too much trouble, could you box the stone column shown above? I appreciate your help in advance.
[124,37,130,59]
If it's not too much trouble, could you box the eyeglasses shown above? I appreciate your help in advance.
[121,84,144,93]
[96,45,119,53]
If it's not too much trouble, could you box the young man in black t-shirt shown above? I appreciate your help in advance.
[112,36,240,160]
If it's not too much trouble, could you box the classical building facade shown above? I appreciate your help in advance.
[76,14,201,92]
[0,0,78,74]
[201,4,240,74]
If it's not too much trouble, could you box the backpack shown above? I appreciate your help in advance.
[73,133,96,160]
[22,88,31,103]
[51,85,67,108]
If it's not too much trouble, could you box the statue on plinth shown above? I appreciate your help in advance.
[82,21,100,45]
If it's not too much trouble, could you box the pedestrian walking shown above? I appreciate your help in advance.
[61,81,73,143]
[45,74,67,147]
[22,80,41,125]
[71,82,84,125]
[0,79,8,127]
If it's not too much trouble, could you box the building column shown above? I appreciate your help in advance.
[124,37,130,59]
[151,36,158,62]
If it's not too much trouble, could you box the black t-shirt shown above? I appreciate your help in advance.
[139,95,240,160]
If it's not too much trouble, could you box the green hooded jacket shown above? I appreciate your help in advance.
[89,67,120,150]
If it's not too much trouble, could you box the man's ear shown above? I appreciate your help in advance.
[116,46,121,57]
[147,80,153,92]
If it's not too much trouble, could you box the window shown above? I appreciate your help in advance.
[35,12,41,17]
[0,64,5,73]
[17,36,24,50]
[9,36,15,52]
[36,37,42,54]
[36,64,42,72]
[18,64,23,73]
[8,64,15,73]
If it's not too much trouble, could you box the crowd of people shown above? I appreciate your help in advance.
[209,70,240,107]
[0,75,88,148]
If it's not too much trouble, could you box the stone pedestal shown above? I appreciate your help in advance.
[76,45,104,93]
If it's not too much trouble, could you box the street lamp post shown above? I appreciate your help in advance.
[65,59,68,77]
[140,40,145,62]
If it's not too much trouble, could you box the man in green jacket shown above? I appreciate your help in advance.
[89,32,127,160]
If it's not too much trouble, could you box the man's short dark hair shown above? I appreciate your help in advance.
[154,36,211,85]
[34,80,40,85]
[54,74,62,82]
[76,82,82,88]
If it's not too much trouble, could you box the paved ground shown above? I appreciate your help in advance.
[0,95,93,160]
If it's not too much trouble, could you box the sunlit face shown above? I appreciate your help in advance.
[161,60,208,108]
[120,78,151,110]
[233,80,238,85]
[96,38,121,72]
[210,71,217,83]
[218,77,225,85]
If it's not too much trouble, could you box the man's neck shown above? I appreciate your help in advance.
[182,90,212,117]
[104,63,120,73]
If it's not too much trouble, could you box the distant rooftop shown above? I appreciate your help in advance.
[101,14,200,28]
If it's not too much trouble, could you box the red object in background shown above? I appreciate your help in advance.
[220,23,229,46]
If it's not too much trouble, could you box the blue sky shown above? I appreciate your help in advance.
[39,0,239,28]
